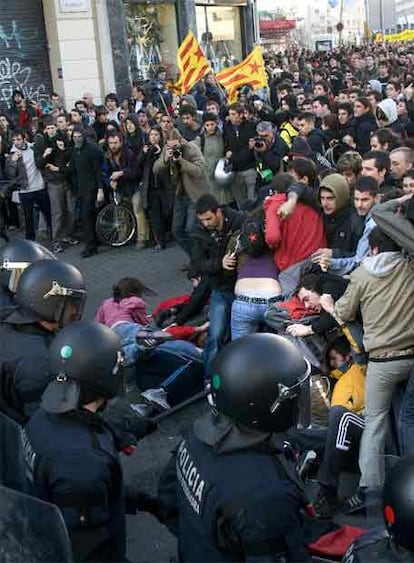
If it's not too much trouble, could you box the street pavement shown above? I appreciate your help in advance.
[61,240,201,562]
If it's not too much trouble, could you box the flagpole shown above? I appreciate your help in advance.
[212,73,228,103]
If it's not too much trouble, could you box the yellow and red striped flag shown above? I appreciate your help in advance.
[216,46,268,102]
[174,31,211,95]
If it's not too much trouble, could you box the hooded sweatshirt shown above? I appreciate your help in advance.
[378,98,406,137]
[378,98,398,126]
[318,173,363,255]
[334,252,414,355]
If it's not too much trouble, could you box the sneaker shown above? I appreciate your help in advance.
[141,388,171,411]
[342,488,366,515]
[297,450,317,480]
[52,242,64,253]
[62,237,80,246]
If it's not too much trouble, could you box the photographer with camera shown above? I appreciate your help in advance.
[137,128,170,251]
[154,129,205,257]
[249,121,289,187]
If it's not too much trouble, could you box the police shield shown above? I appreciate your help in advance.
[0,412,26,492]
[0,484,73,562]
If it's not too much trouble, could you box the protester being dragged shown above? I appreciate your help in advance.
[264,172,325,296]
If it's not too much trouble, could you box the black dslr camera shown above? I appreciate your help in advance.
[254,137,266,149]
[172,146,183,159]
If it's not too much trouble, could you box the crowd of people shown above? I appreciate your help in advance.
[1,41,414,562]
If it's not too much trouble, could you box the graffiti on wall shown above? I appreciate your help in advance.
[0,20,49,108]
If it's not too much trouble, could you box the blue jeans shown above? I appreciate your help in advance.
[231,298,269,340]
[399,366,414,456]
[172,194,196,257]
[112,321,146,366]
[203,290,234,378]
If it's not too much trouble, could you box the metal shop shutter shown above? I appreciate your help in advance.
[0,0,53,109]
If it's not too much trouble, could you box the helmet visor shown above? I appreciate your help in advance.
[58,294,87,327]
[43,281,87,326]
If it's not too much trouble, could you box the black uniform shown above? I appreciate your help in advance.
[24,407,127,562]
[0,310,52,423]
[160,412,311,562]
[344,528,414,562]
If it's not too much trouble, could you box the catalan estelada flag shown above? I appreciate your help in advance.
[216,46,268,102]
[174,31,211,95]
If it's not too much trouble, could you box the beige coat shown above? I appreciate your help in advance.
[334,252,414,355]
[153,141,206,203]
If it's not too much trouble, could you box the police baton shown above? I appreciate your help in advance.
[151,389,210,423]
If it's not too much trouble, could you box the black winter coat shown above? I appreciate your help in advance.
[70,140,103,195]
[191,206,245,292]
[348,113,378,155]
[222,120,256,171]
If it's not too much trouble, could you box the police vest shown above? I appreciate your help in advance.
[175,428,309,562]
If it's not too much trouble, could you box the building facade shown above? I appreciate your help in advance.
[0,0,258,110]
[123,0,258,83]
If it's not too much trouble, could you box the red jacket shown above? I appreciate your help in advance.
[264,193,326,271]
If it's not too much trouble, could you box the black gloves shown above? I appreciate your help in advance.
[102,397,157,451]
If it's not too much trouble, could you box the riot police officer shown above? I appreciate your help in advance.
[24,321,156,562]
[0,239,55,307]
[0,259,86,422]
[159,333,313,562]
[344,455,414,562]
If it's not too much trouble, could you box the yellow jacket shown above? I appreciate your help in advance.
[330,363,366,414]
[279,121,299,149]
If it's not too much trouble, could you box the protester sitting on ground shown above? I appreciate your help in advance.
[95,277,208,363]
[264,271,348,368]
[312,335,366,519]
[95,277,205,410]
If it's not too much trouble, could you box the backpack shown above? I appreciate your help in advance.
[237,217,267,258]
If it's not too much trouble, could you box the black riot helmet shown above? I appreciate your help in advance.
[41,321,122,413]
[211,333,310,433]
[383,454,414,551]
[1,239,55,293]
[15,260,86,326]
